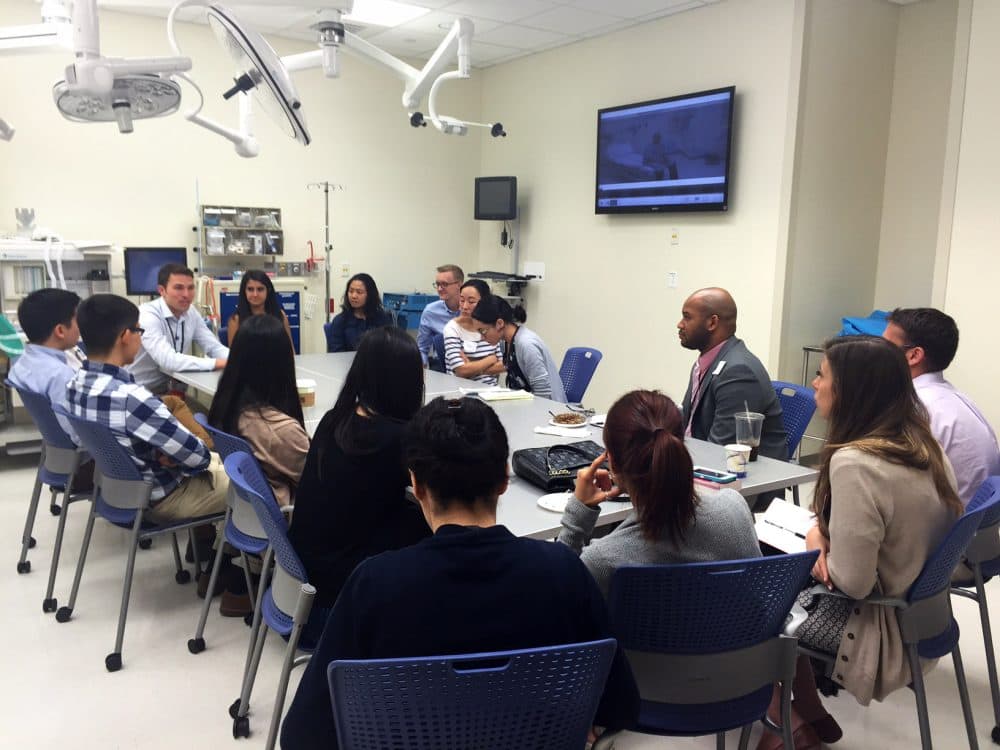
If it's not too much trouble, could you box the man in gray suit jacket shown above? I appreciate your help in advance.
[678,288,787,461]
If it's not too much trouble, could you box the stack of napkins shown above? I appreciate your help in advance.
[460,387,534,402]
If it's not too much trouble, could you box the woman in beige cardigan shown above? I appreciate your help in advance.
[759,335,962,750]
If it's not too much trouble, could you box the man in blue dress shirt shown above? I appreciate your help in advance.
[417,264,463,370]
[8,288,83,443]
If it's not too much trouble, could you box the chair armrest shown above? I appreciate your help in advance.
[808,583,907,609]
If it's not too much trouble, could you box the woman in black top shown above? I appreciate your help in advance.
[288,326,429,614]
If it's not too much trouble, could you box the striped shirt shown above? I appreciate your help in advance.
[443,319,503,386]
[66,361,211,502]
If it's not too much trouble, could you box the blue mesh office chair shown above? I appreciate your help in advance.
[323,321,336,352]
[328,639,617,750]
[801,494,997,750]
[7,385,89,606]
[952,476,1000,744]
[225,452,315,750]
[593,552,818,750]
[187,414,271,654]
[430,333,446,373]
[56,411,224,672]
[559,347,603,404]
[773,381,817,506]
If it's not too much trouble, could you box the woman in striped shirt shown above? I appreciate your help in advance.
[443,279,505,385]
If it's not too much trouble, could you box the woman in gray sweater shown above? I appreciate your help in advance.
[557,389,760,597]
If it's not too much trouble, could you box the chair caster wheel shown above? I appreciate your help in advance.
[229,699,241,719]
[176,569,192,584]
[232,716,250,739]
[50,503,61,516]
[28,536,36,549]
[138,538,152,550]
[105,652,122,672]
[244,613,253,627]
[991,725,1000,744]
[42,598,57,613]
[187,637,205,654]
[55,606,73,623]
[16,560,30,574]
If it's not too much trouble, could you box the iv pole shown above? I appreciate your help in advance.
[307,181,343,323]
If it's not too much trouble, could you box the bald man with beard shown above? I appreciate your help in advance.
[677,288,787,466]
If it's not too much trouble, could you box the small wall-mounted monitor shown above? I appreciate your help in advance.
[474,176,517,220]
[124,247,188,296]
[596,86,735,214]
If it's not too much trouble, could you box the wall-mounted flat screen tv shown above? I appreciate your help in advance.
[124,247,187,296]
[595,86,735,214]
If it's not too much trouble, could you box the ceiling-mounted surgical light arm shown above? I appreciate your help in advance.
[0,0,73,56]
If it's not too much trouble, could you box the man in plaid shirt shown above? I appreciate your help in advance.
[67,294,228,521]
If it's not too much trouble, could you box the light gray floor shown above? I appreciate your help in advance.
[0,452,996,749]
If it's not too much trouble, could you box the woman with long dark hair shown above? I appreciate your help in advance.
[471,295,565,401]
[325,272,392,352]
[557,389,759,595]
[289,326,430,612]
[226,269,292,346]
[208,314,308,507]
[442,279,505,385]
[759,336,962,750]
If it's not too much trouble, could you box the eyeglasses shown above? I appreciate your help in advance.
[128,326,145,335]
[433,280,458,289]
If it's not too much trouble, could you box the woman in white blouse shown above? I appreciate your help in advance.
[443,279,505,385]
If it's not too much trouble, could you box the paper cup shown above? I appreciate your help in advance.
[296,378,317,408]
[725,444,751,478]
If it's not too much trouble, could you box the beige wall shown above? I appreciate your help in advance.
[942,0,1000,426]
[777,0,899,383]
[478,0,801,412]
[0,0,483,353]
[873,0,959,310]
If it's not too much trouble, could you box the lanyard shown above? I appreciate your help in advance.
[166,317,186,353]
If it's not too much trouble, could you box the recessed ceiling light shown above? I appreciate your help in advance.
[344,0,429,28]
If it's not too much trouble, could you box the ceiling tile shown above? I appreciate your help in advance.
[475,23,572,50]
[362,25,452,51]
[638,1,704,21]
[466,39,522,64]
[442,0,562,24]
[519,5,621,35]
[393,10,502,36]
[566,0,700,19]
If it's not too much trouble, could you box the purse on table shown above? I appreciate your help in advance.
[511,440,605,492]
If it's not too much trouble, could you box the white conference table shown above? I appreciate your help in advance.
[172,353,817,539]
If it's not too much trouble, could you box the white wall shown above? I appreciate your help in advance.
[478,0,801,412]
[777,0,899,383]
[941,0,1000,426]
[0,1,484,353]
[873,0,959,310]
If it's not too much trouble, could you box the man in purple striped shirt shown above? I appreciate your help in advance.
[884,307,1000,506]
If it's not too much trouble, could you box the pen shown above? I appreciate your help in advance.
[763,519,806,539]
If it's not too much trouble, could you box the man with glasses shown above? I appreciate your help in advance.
[417,264,464,371]
[67,294,228,523]
[128,263,228,395]
[883,308,999,505]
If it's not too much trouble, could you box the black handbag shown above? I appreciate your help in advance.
[511,440,605,492]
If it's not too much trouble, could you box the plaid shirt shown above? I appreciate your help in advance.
[66,361,210,501]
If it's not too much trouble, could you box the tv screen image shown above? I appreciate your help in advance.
[124,247,188,296]
[595,86,735,214]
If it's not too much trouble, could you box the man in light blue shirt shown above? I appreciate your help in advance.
[7,288,83,443]
[417,264,463,370]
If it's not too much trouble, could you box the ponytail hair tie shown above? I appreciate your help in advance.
[651,427,666,435]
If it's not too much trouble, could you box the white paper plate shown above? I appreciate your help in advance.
[589,413,607,427]
[548,418,588,429]
[537,492,573,513]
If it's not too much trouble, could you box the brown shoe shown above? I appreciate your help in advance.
[219,590,253,618]
[196,568,225,599]
[755,722,821,750]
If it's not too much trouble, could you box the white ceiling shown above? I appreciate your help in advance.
[95,0,725,68]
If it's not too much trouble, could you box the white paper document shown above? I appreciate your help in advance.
[755,499,816,553]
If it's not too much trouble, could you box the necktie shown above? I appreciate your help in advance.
[685,360,701,437]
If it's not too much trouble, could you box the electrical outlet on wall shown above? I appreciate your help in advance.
[340,263,350,278]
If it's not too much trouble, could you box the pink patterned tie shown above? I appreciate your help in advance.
[685,360,701,437]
